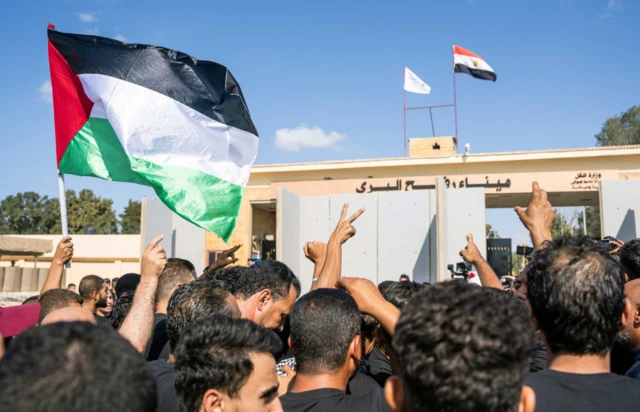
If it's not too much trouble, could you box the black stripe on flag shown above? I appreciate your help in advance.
[48,29,258,137]
[454,64,497,82]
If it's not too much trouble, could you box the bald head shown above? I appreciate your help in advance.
[618,279,640,350]
[41,307,97,326]
[625,279,640,304]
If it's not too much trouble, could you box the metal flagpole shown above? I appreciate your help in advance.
[429,108,436,137]
[403,66,407,157]
[452,46,459,143]
[58,172,71,268]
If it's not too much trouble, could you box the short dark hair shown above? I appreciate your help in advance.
[620,238,640,280]
[38,289,83,323]
[21,295,39,305]
[167,280,234,353]
[104,278,111,285]
[210,266,249,294]
[399,274,410,280]
[528,236,625,355]
[174,315,281,412]
[393,281,534,412]
[232,260,300,301]
[378,280,425,309]
[0,322,157,412]
[67,283,76,288]
[290,288,361,374]
[111,295,134,330]
[79,275,105,299]
[156,258,197,302]
[115,273,141,298]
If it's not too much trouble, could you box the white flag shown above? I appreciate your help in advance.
[404,67,431,94]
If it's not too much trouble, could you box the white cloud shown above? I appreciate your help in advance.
[601,0,622,18]
[78,12,97,23]
[85,27,99,35]
[37,80,52,103]
[274,125,347,152]
[114,34,127,42]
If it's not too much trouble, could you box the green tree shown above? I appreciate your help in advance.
[551,209,580,239]
[577,206,601,239]
[0,192,59,234]
[486,224,500,239]
[595,106,640,146]
[66,189,118,234]
[119,200,141,234]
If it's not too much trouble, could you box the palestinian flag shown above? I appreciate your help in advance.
[453,45,497,82]
[47,27,259,242]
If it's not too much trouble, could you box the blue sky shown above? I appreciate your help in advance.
[0,0,637,245]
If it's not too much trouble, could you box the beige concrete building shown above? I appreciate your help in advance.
[206,137,640,266]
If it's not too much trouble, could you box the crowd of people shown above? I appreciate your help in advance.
[1,182,640,411]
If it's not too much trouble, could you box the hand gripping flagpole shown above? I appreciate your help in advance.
[58,172,71,268]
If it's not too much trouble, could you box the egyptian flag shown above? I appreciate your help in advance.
[453,45,497,82]
[47,27,259,242]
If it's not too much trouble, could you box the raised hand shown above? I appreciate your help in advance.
[141,235,167,279]
[53,236,74,266]
[304,241,327,264]
[330,203,365,245]
[514,182,555,248]
[460,233,484,265]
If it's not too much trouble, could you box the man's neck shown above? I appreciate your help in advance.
[156,300,168,315]
[83,301,97,314]
[547,352,611,374]
[290,371,350,394]
[236,298,256,322]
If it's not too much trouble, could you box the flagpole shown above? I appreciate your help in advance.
[429,108,436,137]
[58,172,71,268]
[452,46,459,146]
[403,67,407,157]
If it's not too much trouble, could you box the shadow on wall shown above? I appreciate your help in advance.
[617,209,637,241]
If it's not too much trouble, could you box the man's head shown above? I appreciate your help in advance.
[399,274,410,282]
[618,279,640,350]
[37,289,83,324]
[528,236,627,356]
[232,260,300,331]
[115,273,141,298]
[111,295,134,330]
[290,289,361,378]
[79,275,108,309]
[67,283,76,292]
[156,258,197,305]
[41,306,98,325]
[167,280,240,354]
[377,280,425,354]
[112,276,119,289]
[104,278,111,287]
[21,295,39,305]
[0,322,157,411]
[174,315,282,412]
[387,281,535,412]
[620,238,640,281]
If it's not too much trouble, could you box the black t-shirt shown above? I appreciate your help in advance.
[94,313,112,327]
[147,360,179,412]
[625,348,640,380]
[280,388,391,412]
[526,369,640,411]
[529,333,547,373]
[147,313,169,361]
[364,346,392,387]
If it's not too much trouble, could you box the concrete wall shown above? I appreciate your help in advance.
[601,180,640,241]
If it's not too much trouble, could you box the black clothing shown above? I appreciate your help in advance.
[625,348,640,380]
[146,313,168,361]
[158,341,171,361]
[611,340,635,375]
[530,333,547,372]
[94,313,112,327]
[363,346,392,386]
[346,371,380,395]
[148,360,179,412]
[526,369,640,412]
[281,388,392,412]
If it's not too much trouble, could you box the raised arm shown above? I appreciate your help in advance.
[199,244,242,280]
[40,236,74,295]
[119,235,167,353]
[337,277,400,336]
[312,204,364,290]
[514,182,555,249]
[460,233,503,290]
[304,241,327,291]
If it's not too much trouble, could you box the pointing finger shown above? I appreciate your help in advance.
[340,203,349,221]
[146,235,164,252]
[228,244,242,253]
[348,208,365,223]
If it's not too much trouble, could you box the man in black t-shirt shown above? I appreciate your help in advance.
[525,237,640,411]
[79,274,110,326]
[617,279,640,379]
[148,280,241,412]
[280,285,398,412]
[146,258,197,361]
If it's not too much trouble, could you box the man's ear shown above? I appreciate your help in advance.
[518,386,536,412]
[202,388,225,412]
[622,298,633,330]
[288,335,294,354]
[384,376,405,412]
[349,334,362,363]
[174,283,185,292]
[257,289,272,311]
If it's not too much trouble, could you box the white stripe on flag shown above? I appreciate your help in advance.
[453,54,495,74]
[78,73,259,187]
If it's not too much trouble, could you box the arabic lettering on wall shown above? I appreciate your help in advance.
[355,177,512,194]
[570,172,602,191]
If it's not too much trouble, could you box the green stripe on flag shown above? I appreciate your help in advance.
[59,117,243,241]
